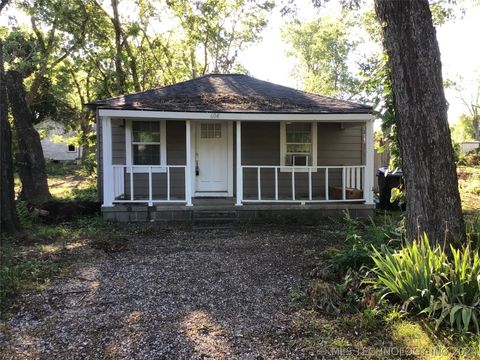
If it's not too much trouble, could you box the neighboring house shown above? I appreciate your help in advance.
[37,120,81,161]
[460,141,480,154]
[86,74,375,221]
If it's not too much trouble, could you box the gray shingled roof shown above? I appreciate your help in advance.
[86,74,372,114]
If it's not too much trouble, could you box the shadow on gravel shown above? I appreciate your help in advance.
[1,224,337,359]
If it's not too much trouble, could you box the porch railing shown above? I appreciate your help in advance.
[240,165,366,203]
[111,165,188,205]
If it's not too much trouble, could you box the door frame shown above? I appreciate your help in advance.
[190,120,233,197]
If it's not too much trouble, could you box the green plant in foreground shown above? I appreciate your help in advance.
[422,244,480,333]
[328,212,403,272]
[370,234,480,334]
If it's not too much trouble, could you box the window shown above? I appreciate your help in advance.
[132,121,161,165]
[280,122,317,169]
[200,123,221,139]
[67,144,76,152]
[125,120,166,172]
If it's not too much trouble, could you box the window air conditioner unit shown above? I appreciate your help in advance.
[292,154,309,166]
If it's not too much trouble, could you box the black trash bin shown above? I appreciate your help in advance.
[376,167,404,210]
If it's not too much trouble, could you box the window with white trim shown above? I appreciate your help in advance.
[200,123,221,138]
[125,119,166,172]
[132,121,161,165]
[280,122,317,167]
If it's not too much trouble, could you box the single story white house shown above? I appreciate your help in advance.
[36,120,81,161]
[86,74,375,221]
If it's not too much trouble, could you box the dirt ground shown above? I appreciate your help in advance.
[0,224,340,359]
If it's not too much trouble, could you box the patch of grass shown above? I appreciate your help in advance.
[288,288,306,302]
[329,336,350,348]
[48,176,97,202]
[0,215,109,318]
[46,161,97,201]
[459,166,480,214]
[0,241,63,319]
[288,305,479,359]
[391,321,451,359]
[384,308,406,323]
[361,308,380,330]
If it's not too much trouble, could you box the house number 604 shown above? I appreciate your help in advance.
[210,113,220,119]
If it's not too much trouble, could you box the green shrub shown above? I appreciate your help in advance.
[370,235,480,334]
[466,217,480,247]
[459,148,480,167]
[16,200,33,229]
[328,212,403,271]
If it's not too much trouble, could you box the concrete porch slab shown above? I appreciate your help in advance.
[102,201,375,222]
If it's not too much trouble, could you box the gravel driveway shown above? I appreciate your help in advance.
[1,224,337,359]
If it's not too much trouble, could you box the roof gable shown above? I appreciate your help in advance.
[87,74,372,114]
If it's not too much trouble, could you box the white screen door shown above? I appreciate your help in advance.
[195,122,228,193]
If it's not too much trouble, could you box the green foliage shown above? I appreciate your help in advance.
[359,53,401,169]
[451,114,476,143]
[361,308,379,329]
[0,215,108,318]
[390,186,406,208]
[15,200,33,229]
[466,217,480,245]
[459,148,480,167]
[370,235,447,306]
[463,179,480,196]
[327,212,403,271]
[282,14,359,99]
[0,254,51,318]
[3,0,275,184]
[370,234,480,334]
[169,0,274,74]
[46,161,98,201]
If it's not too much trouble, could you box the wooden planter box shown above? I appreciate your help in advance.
[329,186,363,200]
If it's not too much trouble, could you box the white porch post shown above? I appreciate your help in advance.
[365,119,375,204]
[185,120,193,206]
[102,116,114,207]
[236,120,243,206]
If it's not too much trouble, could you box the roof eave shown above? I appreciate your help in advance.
[89,105,372,115]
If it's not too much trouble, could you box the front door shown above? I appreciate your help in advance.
[195,121,228,194]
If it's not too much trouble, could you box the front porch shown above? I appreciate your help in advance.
[99,110,375,220]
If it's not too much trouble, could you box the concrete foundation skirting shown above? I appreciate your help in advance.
[101,203,375,222]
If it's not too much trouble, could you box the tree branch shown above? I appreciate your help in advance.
[0,0,9,15]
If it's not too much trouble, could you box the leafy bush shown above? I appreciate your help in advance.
[466,217,480,247]
[16,200,33,229]
[459,148,480,167]
[370,235,480,334]
[327,212,403,272]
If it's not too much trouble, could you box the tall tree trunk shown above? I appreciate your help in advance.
[375,0,465,245]
[0,40,18,233]
[124,40,141,92]
[111,0,127,93]
[6,70,51,204]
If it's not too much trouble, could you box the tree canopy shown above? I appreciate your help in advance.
[282,14,359,99]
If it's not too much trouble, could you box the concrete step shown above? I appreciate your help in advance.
[192,210,238,220]
[192,211,239,228]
